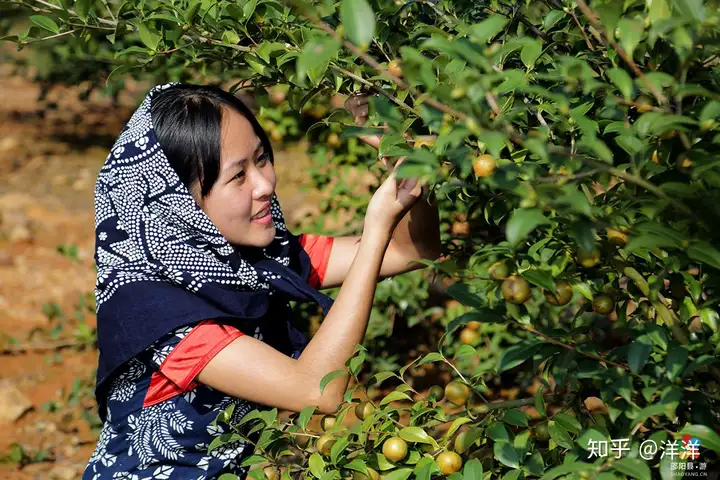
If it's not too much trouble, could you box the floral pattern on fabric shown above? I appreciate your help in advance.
[83,322,262,479]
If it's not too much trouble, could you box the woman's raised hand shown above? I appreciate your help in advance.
[365,157,424,237]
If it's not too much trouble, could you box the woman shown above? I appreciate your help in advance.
[84,83,441,479]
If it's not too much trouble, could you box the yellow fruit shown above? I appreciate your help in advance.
[427,385,444,401]
[676,154,692,170]
[592,294,615,315]
[327,132,341,148]
[316,434,336,456]
[501,275,531,304]
[472,154,497,178]
[444,381,471,406]
[320,415,336,431]
[488,261,510,280]
[635,96,654,113]
[459,327,480,345]
[355,401,375,421]
[467,320,482,330]
[436,451,463,475]
[388,59,403,77]
[353,467,380,480]
[544,280,573,306]
[382,436,408,463]
[606,228,628,247]
[270,129,283,142]
[534,423,550,441]
[413,136,436,149]
[577,248,600,268]
[263,466,279,480]
[268,88,286,106]
[294,433,311,448]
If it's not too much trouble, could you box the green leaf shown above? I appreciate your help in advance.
[382,468,413,480]
[503,409,529,427]
[628,335,653,373]
[319,369,346,393]
[521,269,555,292]
[506,208,549,247]
[615,135,645,156]
[520,40,542,68]
[469,15,508,43]
[577,429,608,451]
[184,1,202,23]
[665,346,688,380]
[30,16,60,34]
[672,0,706,23]
[554,413,582,434]
[607,67,633,99]
[297,36,341,86]
[309,452,326,478]
[445,417,472,440]
[138,23,161,50]
[463,458,483,480]
[616,17,644,59]
[445,283,484,310]
[493,441,520,468]
[222,29,240,45]
[297,406,316,429]
[687,242,720,270]
[417,352,444,366]
[679,425,720,453]
[75,0,91,22]
[239,454,267,467]
[540,463,594,480]
[486,423,510,442]
[613,458,651,480]
[380,391,412,406]
[543,10,565,30]
[399,427,439,448]
[548,422,573,449]
[497,340,541,372]
[340,0,375,50]
[535,387,547,417]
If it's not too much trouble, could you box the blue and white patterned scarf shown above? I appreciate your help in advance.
[92,84,334,416]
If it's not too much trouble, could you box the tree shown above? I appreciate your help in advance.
[4,0,720,478]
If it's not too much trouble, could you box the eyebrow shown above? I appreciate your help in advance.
[224,137,264,173]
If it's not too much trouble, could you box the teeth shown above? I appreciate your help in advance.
[254,208,269,219]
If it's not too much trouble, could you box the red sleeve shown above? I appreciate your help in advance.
[298,233,335,289]
[143,320,244,407]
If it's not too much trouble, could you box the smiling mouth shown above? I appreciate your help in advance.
[251,206,270,220]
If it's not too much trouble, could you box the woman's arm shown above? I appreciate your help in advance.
[197,229,390,414]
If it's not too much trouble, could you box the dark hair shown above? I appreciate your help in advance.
[150,84,274,198]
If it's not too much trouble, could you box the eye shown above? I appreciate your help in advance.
[257,152,270,165]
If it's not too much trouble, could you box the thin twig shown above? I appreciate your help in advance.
[570,9,595,51]
[26,29,76,44]
[535,168,601,183]
[100,0,116,22]
[67,23,115,31]
[516,323,630,371]
[31,0,117,27]
[575,0,667,104]
[329,65,416,117]
[471,392,572,414]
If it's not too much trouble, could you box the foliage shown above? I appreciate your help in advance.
[5,0,720,478]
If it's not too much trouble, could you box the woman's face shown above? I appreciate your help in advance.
[196,108,277,248]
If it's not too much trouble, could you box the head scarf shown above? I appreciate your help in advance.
[93,83,334,416]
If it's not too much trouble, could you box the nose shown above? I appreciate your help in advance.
[251,166,274,200]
